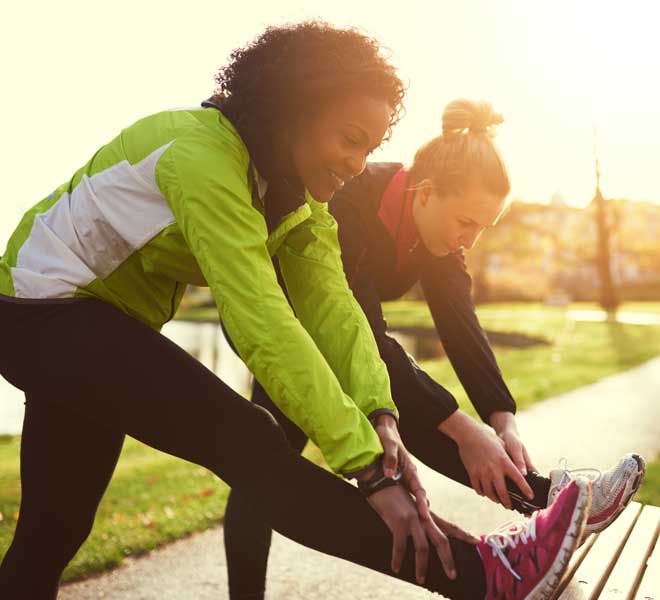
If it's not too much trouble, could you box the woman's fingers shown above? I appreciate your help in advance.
[382,439,398,478]
[493,473,513,510]
[504,459,534,500]
[412,485,432,522]
[390,523,407,574]
[423,519,456,580]
[402,461,432,521]
[431,513,481,545]
[410,519,430,584]
[481,477,502,506]
[506,436,528,476]
[469,471,483,496]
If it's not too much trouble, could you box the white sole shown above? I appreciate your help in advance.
[524,478,592,600]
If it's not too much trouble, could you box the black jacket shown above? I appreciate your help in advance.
[326,162,516,426]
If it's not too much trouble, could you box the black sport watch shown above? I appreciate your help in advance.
[356,456,403,497]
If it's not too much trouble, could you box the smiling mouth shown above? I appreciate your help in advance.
[328,169,346,190]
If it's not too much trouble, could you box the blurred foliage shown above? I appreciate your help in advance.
[466,199,660,304]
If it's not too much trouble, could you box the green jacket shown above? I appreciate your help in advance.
[0,104,398,475]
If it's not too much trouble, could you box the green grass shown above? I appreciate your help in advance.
[638,457,660,506]
[407,302,660,418]
[2,301,659,582]
[381,300,660,330]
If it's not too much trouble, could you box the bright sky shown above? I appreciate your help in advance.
[2,0,659,245]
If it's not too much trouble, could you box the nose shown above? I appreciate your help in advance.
[459,229,482,251]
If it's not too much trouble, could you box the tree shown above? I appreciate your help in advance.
[591,131,620,312]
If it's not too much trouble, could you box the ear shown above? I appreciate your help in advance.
[415,179,434,207]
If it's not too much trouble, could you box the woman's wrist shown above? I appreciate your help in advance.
[348,457,381,482]
[354,463,379,483]
[372,412,398,430]
[437,410,478,444]
[355,455,402,496]
[489,410,516,434]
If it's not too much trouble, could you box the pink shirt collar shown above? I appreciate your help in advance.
[377,167,420,271]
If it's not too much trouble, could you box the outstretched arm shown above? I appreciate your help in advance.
[155,129,384,477]
[420,251,516,424]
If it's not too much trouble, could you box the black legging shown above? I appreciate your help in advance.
[223,331,551,600]
[0,295,487,599]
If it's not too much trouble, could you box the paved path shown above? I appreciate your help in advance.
[60,357,660,599]
[567,309,660,326]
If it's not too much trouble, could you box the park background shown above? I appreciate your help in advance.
[1,0,659,586]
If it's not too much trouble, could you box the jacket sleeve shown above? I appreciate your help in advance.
[154,130,385,476]
[276,195,399,425]
[329,197,459,429]
[420,251,517,423]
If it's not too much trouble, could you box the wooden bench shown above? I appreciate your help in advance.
[553,502,660,599]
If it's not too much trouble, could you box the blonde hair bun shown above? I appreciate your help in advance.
[442,99,503,137]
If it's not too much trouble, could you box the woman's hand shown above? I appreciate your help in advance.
[489,411,538,476]
[438,410,534,510]
[365,483,480,583]
[371,414,431,520]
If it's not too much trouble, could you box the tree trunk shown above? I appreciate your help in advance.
[594,189,619,312]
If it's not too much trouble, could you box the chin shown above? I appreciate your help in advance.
[307,184,334,203]
[430,244,452,258]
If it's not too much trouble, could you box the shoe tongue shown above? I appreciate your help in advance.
[553,469,574,489]
[548,469,566,486]
[547,469,571,506]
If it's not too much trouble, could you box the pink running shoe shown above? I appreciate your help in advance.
[478,478,591,600]
[547,453,646,537]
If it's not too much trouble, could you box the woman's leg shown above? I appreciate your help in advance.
[224,379,309,600]
[0,395,124,599]
[0,298,486,599]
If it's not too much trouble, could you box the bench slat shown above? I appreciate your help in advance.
[553,533,598,599]
[600,505,660,599]
[559,502,642,599]
[634,508,660,600]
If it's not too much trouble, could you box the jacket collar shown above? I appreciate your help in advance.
[377,167,421,271]
[202,97,307,235]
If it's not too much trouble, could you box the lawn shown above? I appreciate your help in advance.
[638,457,660,506]
[406,302,660,418]
[1,301,659,582]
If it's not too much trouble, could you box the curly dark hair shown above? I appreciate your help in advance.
[210,20,407,179]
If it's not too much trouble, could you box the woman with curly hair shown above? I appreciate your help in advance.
[0,22,590,600]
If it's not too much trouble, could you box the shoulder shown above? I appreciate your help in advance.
[329,161,403,221]
[154,108,252,192]
[339,161,403,204]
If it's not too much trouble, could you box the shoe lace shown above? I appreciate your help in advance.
[484,516,538,582]
[558,457,602,482]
